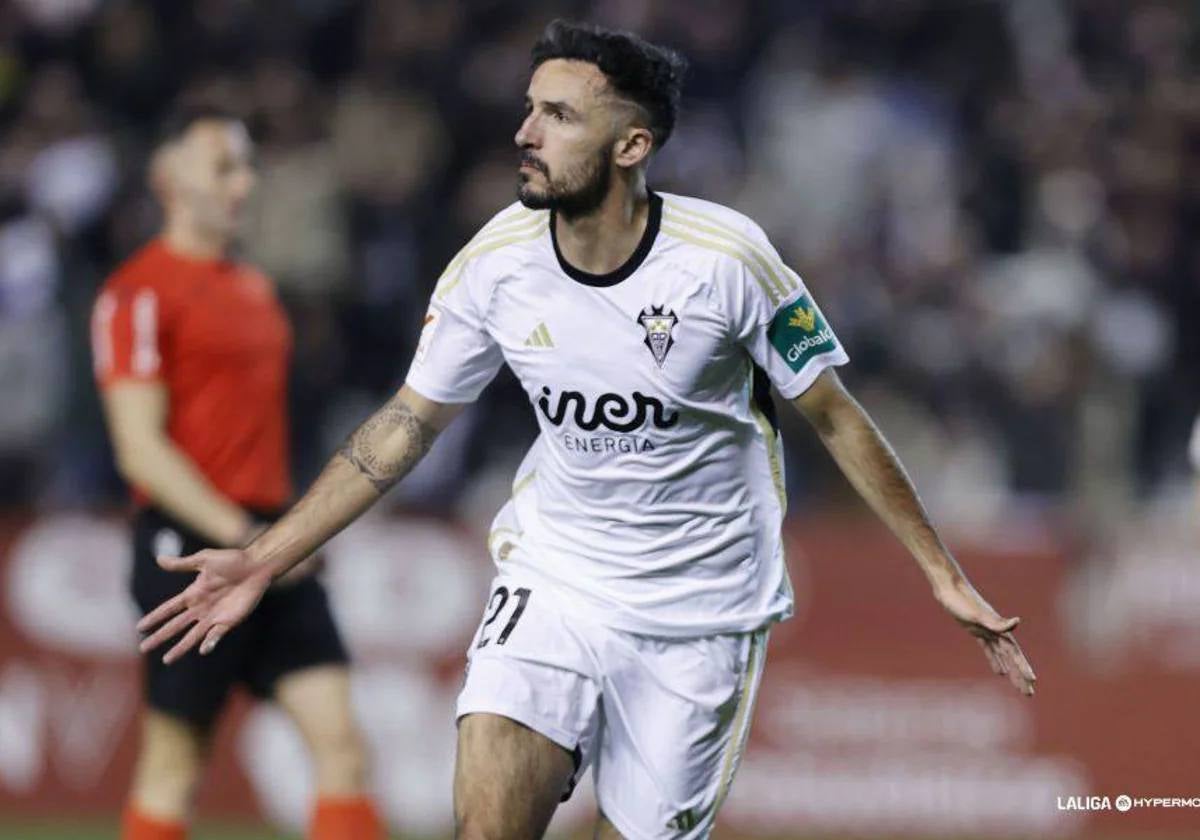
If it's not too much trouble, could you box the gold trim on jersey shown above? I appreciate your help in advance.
[474,207,544,243]
[713,628,767,815]
[750,401,786,510]
[486,469,538,560]
[747,367,793,607]
[486,527,522,560]
[468,206,542,245]
[438,209,544,280]
[663,200,796,293]
[511,469,537,497]
[662,202,799,304]
[435,217,548,299]
[661,221,783,306]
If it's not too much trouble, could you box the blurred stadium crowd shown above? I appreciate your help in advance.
[0,0,1197,527]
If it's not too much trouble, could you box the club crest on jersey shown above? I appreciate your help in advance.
[637,305,678,367]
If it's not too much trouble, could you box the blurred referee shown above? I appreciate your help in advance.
[90,105,382,840]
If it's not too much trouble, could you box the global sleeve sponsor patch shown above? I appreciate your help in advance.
[767,294,839,373]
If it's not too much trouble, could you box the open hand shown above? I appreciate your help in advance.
[136,549,272,664]
[935,579,1037,696]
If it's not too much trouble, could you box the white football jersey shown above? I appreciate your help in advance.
[406,192,848,636]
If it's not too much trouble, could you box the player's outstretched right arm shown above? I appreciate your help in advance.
[245,384,461,574]
[137,384,462,663]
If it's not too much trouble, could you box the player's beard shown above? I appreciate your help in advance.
[517,145,613,220]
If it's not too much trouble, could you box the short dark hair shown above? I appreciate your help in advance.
[531,19,688,152]
[156,102,243,147]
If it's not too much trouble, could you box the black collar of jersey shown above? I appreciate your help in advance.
[550,191,662,287]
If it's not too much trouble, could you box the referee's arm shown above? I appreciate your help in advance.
[101,380,254,546]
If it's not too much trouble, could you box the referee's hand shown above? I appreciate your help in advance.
[136,548,272,664]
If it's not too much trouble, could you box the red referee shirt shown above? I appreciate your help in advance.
[91,240,293,510]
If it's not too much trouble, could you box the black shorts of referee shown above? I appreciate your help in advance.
[131,506,349,729]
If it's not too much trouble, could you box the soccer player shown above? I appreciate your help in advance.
[91,107,383,840]
[138,22,1036,840]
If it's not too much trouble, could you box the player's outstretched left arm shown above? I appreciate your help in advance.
[137,385,463,663]
[792,369,1036,696]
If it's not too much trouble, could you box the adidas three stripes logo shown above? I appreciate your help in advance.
[524,323,554,348]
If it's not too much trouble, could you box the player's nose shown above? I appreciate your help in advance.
[515,114,539,148]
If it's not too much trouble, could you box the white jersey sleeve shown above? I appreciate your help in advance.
[726,223,849,398]
[405,255,504,403]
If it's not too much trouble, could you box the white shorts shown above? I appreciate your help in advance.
[456,572,769,839]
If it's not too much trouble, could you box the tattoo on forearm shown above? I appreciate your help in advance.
[336,394,438,494]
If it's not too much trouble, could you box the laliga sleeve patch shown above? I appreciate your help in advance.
[767,294,839,373]
[414,308,440,364]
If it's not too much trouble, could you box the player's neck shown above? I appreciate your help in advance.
[553,180,650,277]
[161,219,230,262]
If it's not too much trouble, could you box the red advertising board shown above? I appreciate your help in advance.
[0,511,1197,836]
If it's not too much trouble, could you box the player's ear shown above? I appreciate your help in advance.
[148,143,177,201]
[614,126,653,170]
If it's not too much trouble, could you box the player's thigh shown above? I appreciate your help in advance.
[129,709,210,817]
[594,628,769,839]
[454,574,603,837]
[275,664,367,793]
[454,712,575,839]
